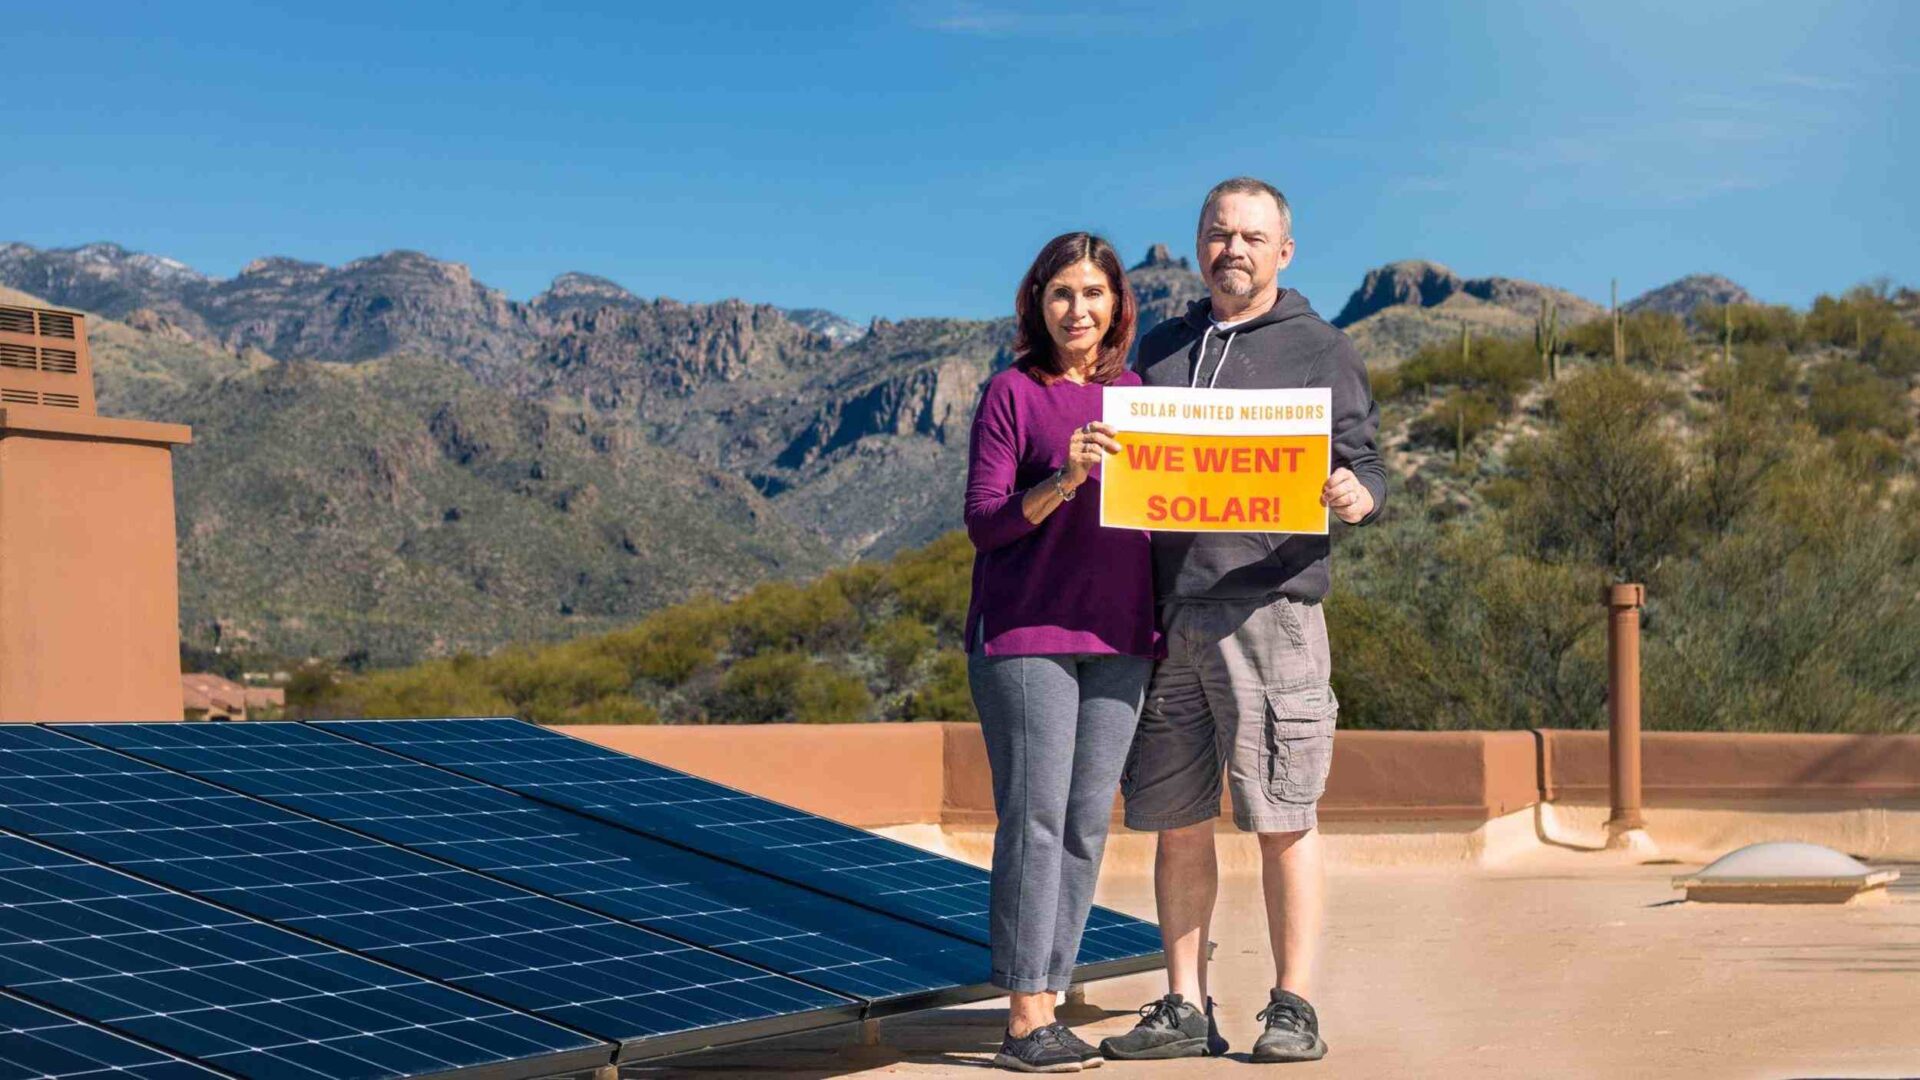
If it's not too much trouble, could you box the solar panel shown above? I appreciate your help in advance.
[67,721,992,1010]
[0,725,857,1060]
[318,718,1165,968]
[0,834,607,1080]
[0,990,220,1080]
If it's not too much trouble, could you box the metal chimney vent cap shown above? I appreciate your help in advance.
[1673,841,1899,903]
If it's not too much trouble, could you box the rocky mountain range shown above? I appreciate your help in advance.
[0,239,1719,663]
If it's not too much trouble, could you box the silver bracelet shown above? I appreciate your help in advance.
[1051,469,1077,502]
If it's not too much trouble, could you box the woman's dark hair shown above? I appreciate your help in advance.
[1013,231,1137,385]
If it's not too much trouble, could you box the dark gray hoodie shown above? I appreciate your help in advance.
[1132,288,1385,604]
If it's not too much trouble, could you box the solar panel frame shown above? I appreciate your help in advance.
[0,832,612,1080]
[63,721,998,1015]
[315,718,1166,974]
[0,725,861,1063]
[0,989,226,1080]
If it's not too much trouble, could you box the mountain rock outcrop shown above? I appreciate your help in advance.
[528,272,641,319]
[1127,243,1209,330]
[1334,259,1600,328]
[1624,274,1755,319]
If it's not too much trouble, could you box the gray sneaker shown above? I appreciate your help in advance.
[1097,993,1212,1060]
[993,1023,1083,1072]
[1250,989,1328,1063]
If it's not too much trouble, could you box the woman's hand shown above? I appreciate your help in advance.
[1062,421,1123,489]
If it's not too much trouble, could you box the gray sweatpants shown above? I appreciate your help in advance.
[967,650,1151,993]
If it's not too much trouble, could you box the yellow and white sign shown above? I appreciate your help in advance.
[1101,387,1331,534]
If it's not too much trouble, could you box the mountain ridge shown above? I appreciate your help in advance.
[0,240,1764,663]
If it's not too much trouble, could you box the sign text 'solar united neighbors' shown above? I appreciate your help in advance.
[1100,387,1332,534]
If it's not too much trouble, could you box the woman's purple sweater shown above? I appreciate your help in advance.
[963,365,1163,659]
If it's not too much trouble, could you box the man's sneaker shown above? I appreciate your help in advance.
[1098,993,1212,1060]
[992,1023,1083,1073]
[1251,989,1328,1063]
[1046,1023,1103,1068]
[1203,996,1230,1057]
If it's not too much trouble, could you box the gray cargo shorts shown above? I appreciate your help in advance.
[1121,595,1338,834]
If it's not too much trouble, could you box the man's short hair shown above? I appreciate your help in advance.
[1199,177,1292,238]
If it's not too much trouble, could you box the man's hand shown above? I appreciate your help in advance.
[1321,467,1374,524]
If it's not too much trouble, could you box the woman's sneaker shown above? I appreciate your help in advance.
[1097,993,1212,1059]
[1046,1023,1103,1068]
[993,1023,1083,1072]
[1250,989,1328,1063]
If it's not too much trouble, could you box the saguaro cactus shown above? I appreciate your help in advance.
[1611,278,1624,366]
[1536,295,1561,381]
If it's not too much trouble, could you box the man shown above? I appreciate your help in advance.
[1100,177,1385,1064]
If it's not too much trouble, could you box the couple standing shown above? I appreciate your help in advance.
[963,177,1386,1071]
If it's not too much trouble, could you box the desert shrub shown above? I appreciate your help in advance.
[729,578,860,653]
[1807,359,1913,440]
[1506,366,1689,581]
[1408,390,1503,452]
[556,696,660,725]
[326,658,515,720]
[1699,343,1798,402]
[1695,394,1792,536]
[484,642,631,722]
[1625,311,1692,368]
[1562,316,1613,359]
[595,597,729,685]
[1864,320,1920,377]
[1465,551,1608,728]
[1368,364,1406,401]
[903,651,975,722]
[709,652,873,724]
[1690,302,1806,350]
[1392,333,1538,405]
[1805,283,1904,352]
[886,531,972,635]
[1644,448,1920,732]
[1326,590,1483,729]
[868,615,936,681]
[1565,312,1698,368]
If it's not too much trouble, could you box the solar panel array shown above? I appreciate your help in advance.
[0,990,219,1080]
[0,718,1164,1078]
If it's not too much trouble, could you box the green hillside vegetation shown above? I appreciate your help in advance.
[303,284,1920,733]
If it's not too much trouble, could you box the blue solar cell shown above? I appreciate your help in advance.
[0,990,220,1080]
[0,835,606,1080]
[0,725,856,1058]
[317,719,1165,965]
[68,722,991,1007]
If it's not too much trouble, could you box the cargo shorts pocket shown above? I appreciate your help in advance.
[1264,684,1338,804]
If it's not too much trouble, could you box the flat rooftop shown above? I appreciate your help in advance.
[633,848,1920,1078]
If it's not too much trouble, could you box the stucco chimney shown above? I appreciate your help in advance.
[0,303,192,720]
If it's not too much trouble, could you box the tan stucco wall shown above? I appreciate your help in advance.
[1539,728,1920,802]
[941,723,1541,826]
[0,421,188,722]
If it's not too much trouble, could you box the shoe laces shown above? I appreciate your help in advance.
[1015,1023,1069,1050]
[1136,995,1184,1030]
[1256,997,1311,1031]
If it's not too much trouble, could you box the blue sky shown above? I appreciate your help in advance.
[4,2,1913,322]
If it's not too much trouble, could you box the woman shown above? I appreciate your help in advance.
[964,232,1160,1073]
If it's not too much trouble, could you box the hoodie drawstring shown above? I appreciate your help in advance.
[1190,326,1239,389]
